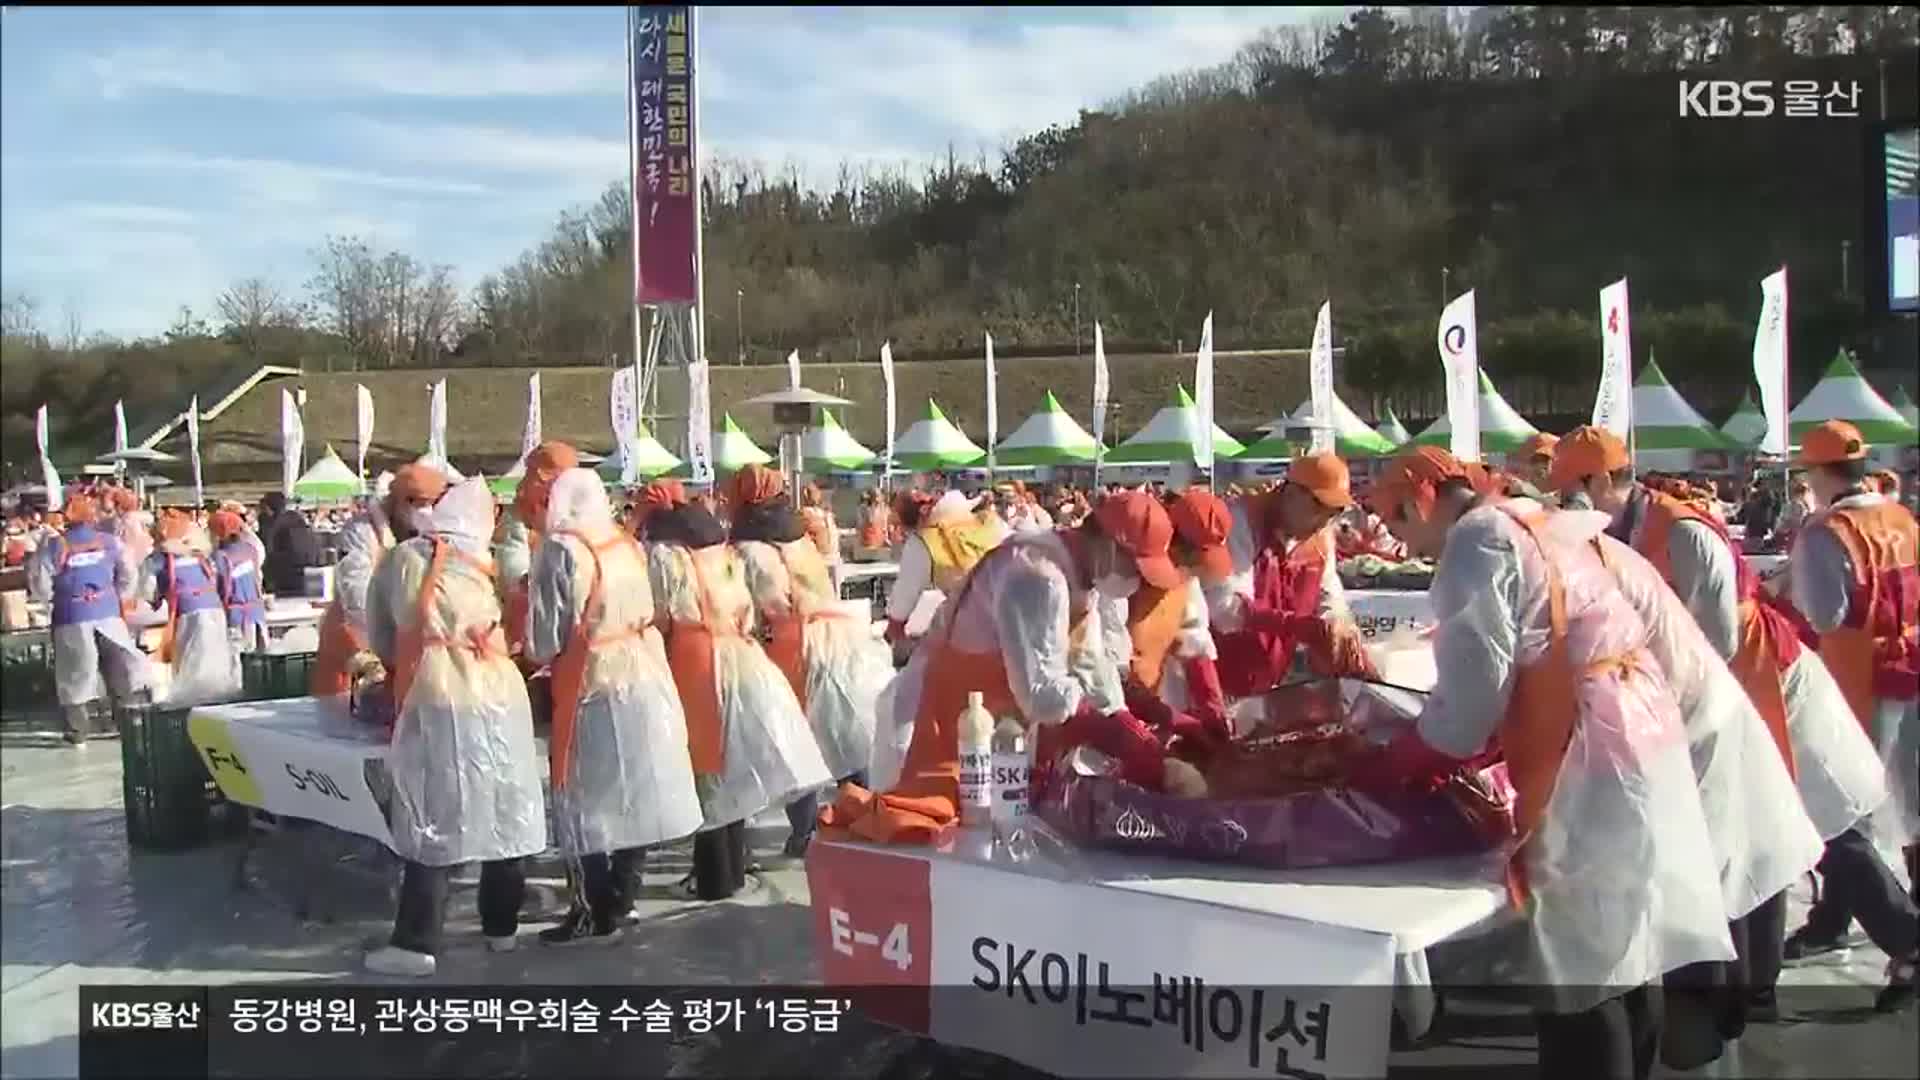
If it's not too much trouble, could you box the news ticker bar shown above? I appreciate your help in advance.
[79,985,862,1079]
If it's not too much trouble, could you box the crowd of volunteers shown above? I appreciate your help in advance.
[10,415,1916,1076]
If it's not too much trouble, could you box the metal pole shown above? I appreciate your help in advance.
[1841,240,1851,299]
[735,288,744,364]
[626,9,643,379]
[1073,283,1082,360]
[1441,266,1450,302]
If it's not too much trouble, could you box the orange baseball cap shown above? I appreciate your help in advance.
[1794,420,1867,468]
[1287,453,1354,509]
[1548,425,1630,494]
[1518,432,1560,461]
[1369,446,1467,518]
[1094,490,1183,591]
[1166,487,1234,583]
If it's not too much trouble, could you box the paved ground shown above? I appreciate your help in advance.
[2,727,1914,1079]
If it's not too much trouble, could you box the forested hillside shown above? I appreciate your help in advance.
[4,5,1916,474]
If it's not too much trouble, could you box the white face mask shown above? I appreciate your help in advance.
[411,508,436,536]
[1094,571,1140,600]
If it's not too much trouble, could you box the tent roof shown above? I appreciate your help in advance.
[801,409,875,469]
[1787,351,1919,445]
[1410,369,1539,452]
[1629,357,1737,450]
[894,399,986,468]
[1104,385,1245,464]
[995,390,1099,465]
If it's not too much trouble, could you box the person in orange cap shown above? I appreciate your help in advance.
[209,509,268,653]
[312,462,449,699]
[628,478,687,541]
[727,464,891,856]
[1365,443,1735,1072]
[797,482,841,566]
[1213,453,1378,708]
[1785,420,1920,1002]
[1513,432,1560,496]
[830,490,1208,848]
[501,442,579,657]
[852,488,892,559]
[138,508,240,705]
[1553,425,1879,1031]
[28,493,152,744]
[1121,487,1233,750]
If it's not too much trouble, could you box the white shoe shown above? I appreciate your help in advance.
[486,934,518,953]
[364,946,436,977]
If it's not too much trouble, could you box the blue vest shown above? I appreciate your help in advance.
[154,551,223,617]
[216,542,266,631]
[49,526,123,626]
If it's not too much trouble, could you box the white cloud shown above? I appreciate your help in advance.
[352,119,625,180]
[79,42,622,102]
[60,203,198,227]
[114,151,493,201]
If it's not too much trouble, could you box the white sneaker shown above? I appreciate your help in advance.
[364,946,436,977]
[486,934,518,954]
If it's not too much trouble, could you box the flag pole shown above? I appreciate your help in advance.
[626,7,644,386]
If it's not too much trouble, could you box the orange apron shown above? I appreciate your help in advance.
[544,531,650,790]
[761,541,856,715]
[312,532,387,697]
[1633,490,1798,777]
[388,540,506,715]
[660,546,741,778]
[157,551,217,665]
[1127,582,1190,693]
[1807,502,1920,730]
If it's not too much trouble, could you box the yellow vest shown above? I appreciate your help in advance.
[919,521,1003,594]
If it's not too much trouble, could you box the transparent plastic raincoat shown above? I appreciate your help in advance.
[869,531,1127,792]
[368,478,547,866]
[29,524,150,706]
[141,529,242,706]
[647,535,831,830]
[1417,505,1732,1013]
[735,532,889,781]
[1591,529,1823,918]
[529,471,703,855]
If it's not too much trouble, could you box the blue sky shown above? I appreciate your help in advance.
[1,5,1341,340]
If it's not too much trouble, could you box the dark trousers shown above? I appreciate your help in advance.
[786,771,867,844]
[1731,890,1788,999]
[1803,826,1920,958]
[391,858,526,955]
[693,821,748,900]
[577,848,646,924]
[1535,984,1661,1080]
[1660,960,1732,1070]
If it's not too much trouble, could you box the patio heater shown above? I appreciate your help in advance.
[741,386,852,508]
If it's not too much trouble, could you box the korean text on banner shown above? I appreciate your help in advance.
[427,380,448,463]
[355,384,374,492]
[1752,269,1790,457]
[279,389,303,498]
[630,6,698,305]
[787,349,801,391]
[1092,323,1110,475]
[1309,302,1335,456]
[686,358,714,486]
[522,372,543,463]
[1593,278,1633,439]
[610,366,640,484]
[881,343,897,480]
[985,332,998,470]
[36,405,62,507]
[186,396,204,506]
[1437,291,1481,463]
[1194,313,1216,470]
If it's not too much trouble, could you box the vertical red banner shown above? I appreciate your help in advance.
[631,5,698,304]
[806,841,934,1035]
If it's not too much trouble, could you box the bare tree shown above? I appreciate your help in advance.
[0,291,40,342]
[215,277,290,359]
[60,300,85,354]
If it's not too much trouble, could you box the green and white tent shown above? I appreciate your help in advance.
[1721,390,1769,447]
[1375,407,1412,447]
[597,423,683,483]
[1260,395,1400,458]
[1788,351,1920,446]
[292,445,362,502]
[1888,384,1919,429]
[1231,434,1298,462]
[893,399,986,471]
[993,390,1099,466]
[1411,370,1540,454]
[800,410,875,471]
[1629,357,1739,470]
[1105,385,1245,465]
[698,414,773,475]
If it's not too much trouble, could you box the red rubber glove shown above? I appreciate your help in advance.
[1180,655,1231,743]
[1123,677,1177,734]
[1351,728,1463,794]
[884,618,909,646]
[1062,703,1168,791]
[1242,606,1318,639]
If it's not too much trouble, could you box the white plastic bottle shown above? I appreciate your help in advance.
[957,691,995,827]
[991,713,1029,832]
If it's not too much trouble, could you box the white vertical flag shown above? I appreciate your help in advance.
[1752,268,1790,458]
[1593,278,1633,439]
[787,349,801,391]
[522,372,543,463]
[1437,290,1481,463]
[984,331,998,471]
[36,405,62,508]
[1194,313,1216,472]
[1309,302,1335,456]
[880,342,897,483]
[611,365,639,483]
[186,396,203,507]
[1091,323,1110,482]
[280,388,304,498]
[427,379,448,462]
[685,359,714,486]
[355,384,374,492]
[113,400,129,456]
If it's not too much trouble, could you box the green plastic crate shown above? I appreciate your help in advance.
[116,700,243,852]
[0,632,59,725]
[240,651,317,702]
